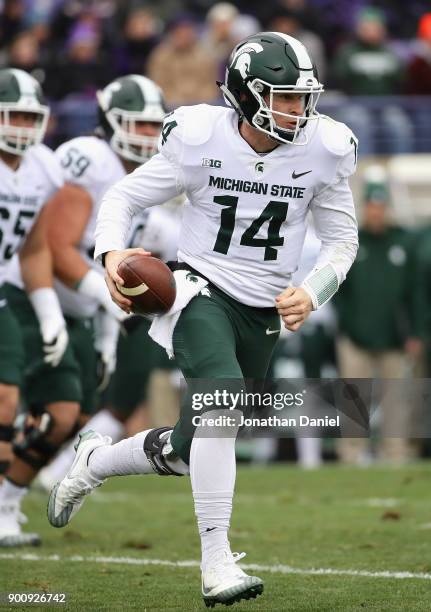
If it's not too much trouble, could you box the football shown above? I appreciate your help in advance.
[116,254,176,315]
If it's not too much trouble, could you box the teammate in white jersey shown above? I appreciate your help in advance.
[0,75,173,544]
[48,74,168,386]
[38,203,181,490]
[0,69,73,546]
[48,33,359,606]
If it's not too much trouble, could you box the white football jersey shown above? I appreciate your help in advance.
[95,104,358,307]
[54,136,180,318]
[0,144,63,287]
[127,205,180,262]
[56,136,126,268]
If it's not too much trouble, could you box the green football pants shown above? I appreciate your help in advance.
[170,284,280,463]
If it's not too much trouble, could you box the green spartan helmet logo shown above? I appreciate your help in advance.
[255,162,264,173]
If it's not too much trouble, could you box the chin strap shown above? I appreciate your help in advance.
[217,81,243,117]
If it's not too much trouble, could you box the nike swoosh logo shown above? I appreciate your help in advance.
[292,170,312,179]
[266,328,279,335]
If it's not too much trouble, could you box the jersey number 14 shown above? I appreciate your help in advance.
[213,196,289,261]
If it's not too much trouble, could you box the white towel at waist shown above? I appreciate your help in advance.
[149,269,208,358]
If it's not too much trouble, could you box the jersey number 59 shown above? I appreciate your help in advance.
[60,147,90,178]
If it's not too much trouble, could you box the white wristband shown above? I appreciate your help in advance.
[301,263,339,310]
[29,287,64,330]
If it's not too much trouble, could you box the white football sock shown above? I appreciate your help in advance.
[0,478,27,502]
[88,428,189,479]
[40,409,125,484]
[190,410,240,570]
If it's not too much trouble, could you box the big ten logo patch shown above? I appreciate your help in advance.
[202,158,222,168]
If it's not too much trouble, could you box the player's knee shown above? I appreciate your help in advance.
[144,427,186,476]
[0,383,19,421]
[46,401,80,443]
[13,412,57,471]
[13,402,79,471]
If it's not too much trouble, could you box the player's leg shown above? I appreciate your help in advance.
[10,312,87,487]
[0,288,24,478]
[232,297,281,380]
[7,293,84,486]
[39,316,155,487]
[0,288,34,546]
[0,287,82,546]
[37,314,113,490]
[46,313,189,526]
[47,288,264,605]
[42,315,180,486]
[48,292,236,493]
[172,289,276,606]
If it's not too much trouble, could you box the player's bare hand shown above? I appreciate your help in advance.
[275,286,313,332]
[104,248,151,313]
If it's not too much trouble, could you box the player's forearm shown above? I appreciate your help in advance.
[307,174,359,309]
[301,240,358,309]
[94,195,135,262]
[315,239,358,283]
[51,244,90,288]
[20,240,53,292]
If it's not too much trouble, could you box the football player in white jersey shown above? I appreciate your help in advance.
[37,203,181,489]
[0,68,74,546]
[46,74,170,427]
[1,75,173,544]
[48,33,359,606]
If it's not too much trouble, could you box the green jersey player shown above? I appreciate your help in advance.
[48,33,359,607]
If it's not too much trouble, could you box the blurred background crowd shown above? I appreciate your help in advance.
[2,0,431,467]
[1,0,431,152]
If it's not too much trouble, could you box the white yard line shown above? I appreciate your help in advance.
[1,552,430,581]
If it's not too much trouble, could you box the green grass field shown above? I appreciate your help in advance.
[1,464,431,611]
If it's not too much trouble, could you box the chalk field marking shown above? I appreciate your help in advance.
[1,553,430,581]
